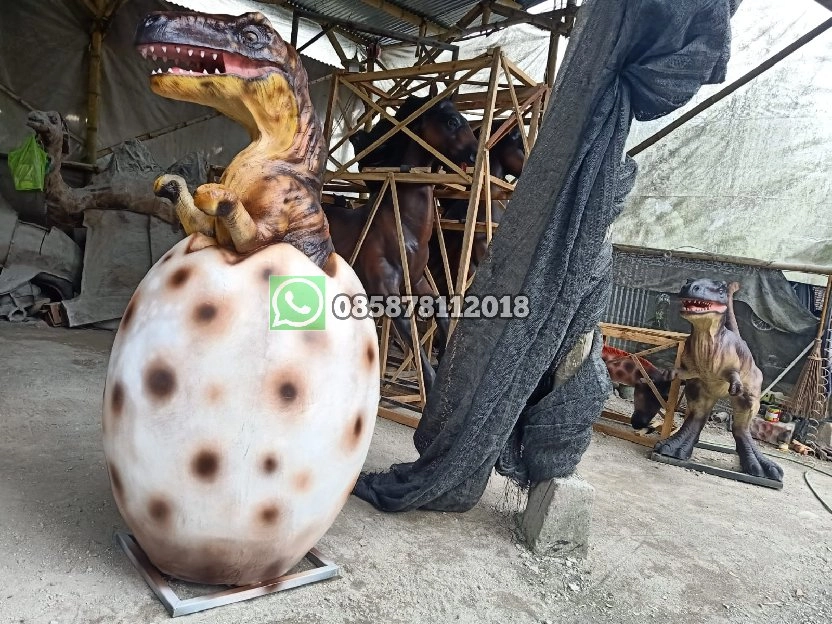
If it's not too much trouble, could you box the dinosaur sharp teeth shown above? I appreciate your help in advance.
[212,53,218,60]
[188,49,193,56]
[215,68,221,74]
[162,56,167,62]
[176,47,181,54]
[152,55,157,61]
[161,46,167,54]
[200,50,205,58]
[203,69,208,74]
[149,46,154,53]
[168,68,174,73]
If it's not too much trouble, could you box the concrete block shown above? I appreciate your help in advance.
[519,473,594,557]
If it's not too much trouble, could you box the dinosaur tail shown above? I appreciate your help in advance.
[727,281,741,335]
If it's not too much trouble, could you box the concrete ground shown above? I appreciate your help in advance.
[1,322,831,624]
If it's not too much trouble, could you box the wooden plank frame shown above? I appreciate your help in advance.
[322,49,549,422]
[594,323,688,446]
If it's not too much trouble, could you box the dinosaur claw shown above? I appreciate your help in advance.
[654,435,695,461]
[153,174,185,203]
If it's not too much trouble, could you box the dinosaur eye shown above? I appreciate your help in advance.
[447,116,460,130]
[240,25,263,46]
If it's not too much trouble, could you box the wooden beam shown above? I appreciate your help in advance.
[612,244,832,277]
[436,3,483,42]
[489,4,571,31]
[452,51,501,301]
[338,79,474,181]
[85,19,104,163]
[79,0,100,18]
[341,55,489,83]
[333,65,484,174]
[377,406,421,429]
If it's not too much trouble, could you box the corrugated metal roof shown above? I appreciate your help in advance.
[163,1,577,60]
[280,0,571,47]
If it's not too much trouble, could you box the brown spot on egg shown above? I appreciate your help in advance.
[262,266,274,282]
[624,360,636,374]
[258,503,281,526]
[145,361,176,401]
[267,370,306,417]
[191,448,221,482]
[193,302,218,324]
[342,411,365,453]
[278,381,297,402]
[160,252,173,264]
[148,496,172,526]
[302,331,328,348]
[168,266,192,289]
[261,454,279,475]
[292,470,312,493]
[206,384,224,405]
[110,381,125,417]
[365,341,376,369]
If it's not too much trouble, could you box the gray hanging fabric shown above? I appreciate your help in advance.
[354,0,741,512]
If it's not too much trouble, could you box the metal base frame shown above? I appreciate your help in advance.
[649,441,784,490]
[114,531,341,617]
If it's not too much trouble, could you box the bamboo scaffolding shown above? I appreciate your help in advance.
[323,49,547,419]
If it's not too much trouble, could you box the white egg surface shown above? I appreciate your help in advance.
[102,234,379,585]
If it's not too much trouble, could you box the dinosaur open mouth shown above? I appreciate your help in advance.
[681,298,727,314]
[137,44,275,78]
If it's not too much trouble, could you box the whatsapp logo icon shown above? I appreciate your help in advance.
[269,276,326,330]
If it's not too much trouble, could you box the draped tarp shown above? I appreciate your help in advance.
[353,0,741,513]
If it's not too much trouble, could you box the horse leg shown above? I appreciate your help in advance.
[391,313,436,396]
[413,277,449,366]
[372,259,436,396]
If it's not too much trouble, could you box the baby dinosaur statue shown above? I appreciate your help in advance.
[135,10,333,268]
[654,278,784,482]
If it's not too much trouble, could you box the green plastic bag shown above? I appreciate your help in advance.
[7,133,48,191]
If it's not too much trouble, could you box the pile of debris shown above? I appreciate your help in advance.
[0,110,208,328]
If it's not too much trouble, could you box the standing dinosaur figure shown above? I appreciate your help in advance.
[654,278,784,482]
[137,10,334,268]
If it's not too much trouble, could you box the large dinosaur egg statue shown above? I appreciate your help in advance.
[101,236,379,585]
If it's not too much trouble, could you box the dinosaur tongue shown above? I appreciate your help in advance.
[222,53,272,78]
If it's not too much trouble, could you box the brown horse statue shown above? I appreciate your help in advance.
[429,120,526,300]
[324,92,478,394]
